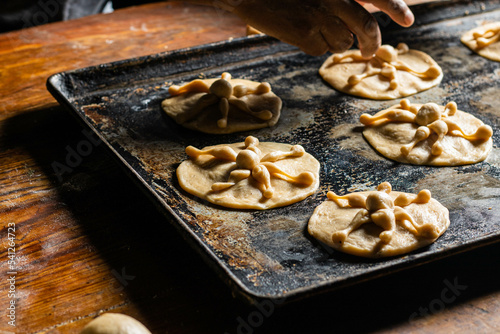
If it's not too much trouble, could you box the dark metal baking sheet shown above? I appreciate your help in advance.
[47,0,500,304]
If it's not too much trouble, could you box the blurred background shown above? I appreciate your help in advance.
[0,0,165,33]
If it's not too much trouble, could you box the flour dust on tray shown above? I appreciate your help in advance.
[308,182,450,258]
[461,22,500,62]
[319,43,443,100]
[360,99,493,166]
[177,136,320,210]
[162,72,282,134]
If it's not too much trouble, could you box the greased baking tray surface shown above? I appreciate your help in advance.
[48,0,500,303]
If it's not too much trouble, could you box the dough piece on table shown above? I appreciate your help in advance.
[162,72,282,134]
[319,43,443,100]
[360,99,493,166]
[308,182,450,258]
[177,136,320,210]
[246,25,263,35]
[81,313,151,334]
[461,22,500,62]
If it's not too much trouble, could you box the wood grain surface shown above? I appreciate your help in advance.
[0,1,499,333]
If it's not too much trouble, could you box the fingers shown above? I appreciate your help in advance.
[228,0,414,57]
[297,32,331,56]
[294,22,353,56]
[322,0,414,57]
[333,1,382,58]
[362,0,415,27]
[273,10,377,57]
[232,4,331,56]
[356,14,382,58]
[320,16,354,54]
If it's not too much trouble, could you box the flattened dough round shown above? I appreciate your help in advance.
[162,74,281,134]
[461,22,500,62]
[319,44,443,100]
[177,139,320,210]
[308,189,450,258]
[81,313,151,334]
[362,102,492,166]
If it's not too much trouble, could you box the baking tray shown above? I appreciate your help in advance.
[47,0,500,304]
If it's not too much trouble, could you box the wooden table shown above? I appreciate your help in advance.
[0,1,498,333]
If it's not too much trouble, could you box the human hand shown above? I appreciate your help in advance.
[228,0,414,57]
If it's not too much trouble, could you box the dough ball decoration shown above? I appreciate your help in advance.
[308,182,450,258]
[361,99,493,166]
[177,136,320,210]
[319,43,443,100]
[461,22,500,62]
[162,72,282,134]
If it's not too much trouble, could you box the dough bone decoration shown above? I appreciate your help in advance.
[319,43,443,100]
[168,72,273,128]
[360,99,493,157]
[472,25,500,49]
[308,181,450,258]
[333,43,441,90]
[461,22,500,62]
[185,136,315,199]
[328,182,439,245]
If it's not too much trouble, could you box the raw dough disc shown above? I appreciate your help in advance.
[319,44,443,100]
[362,102,493,166]
[162,74,282,134]
[81,313,151,334]
[308,187,450,258]
[461,22,500,62]
[177,137,320,210]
